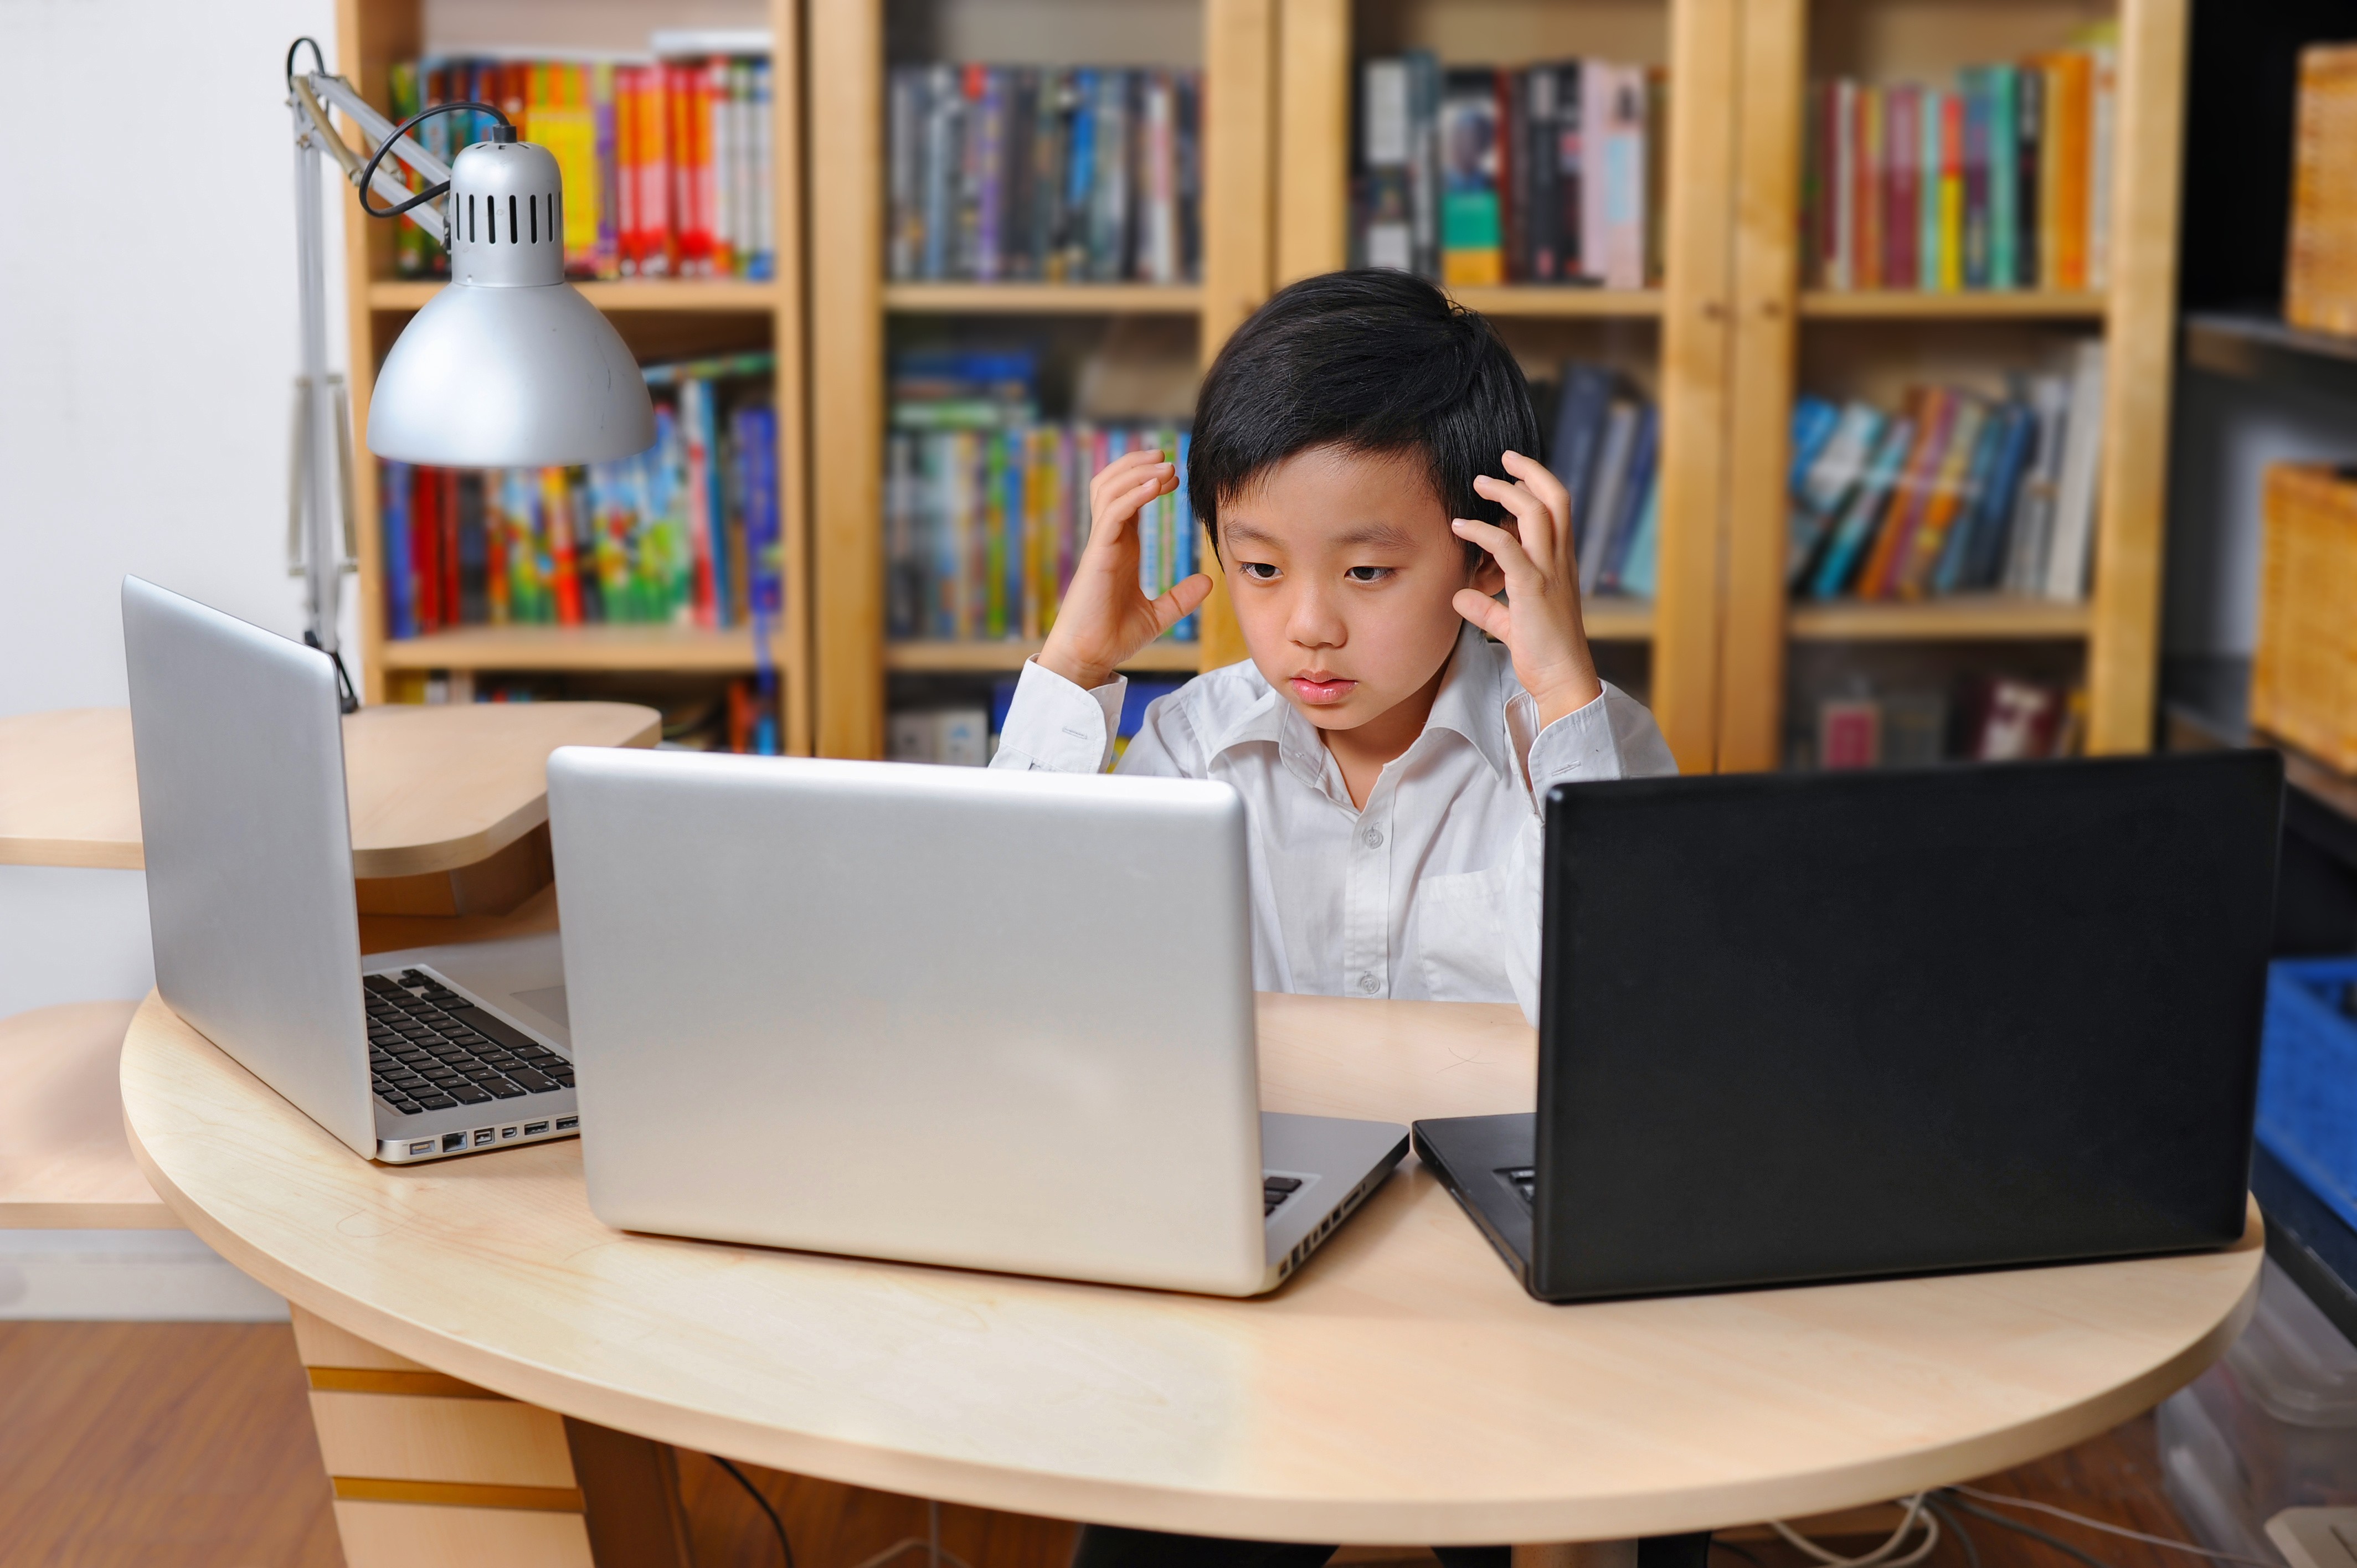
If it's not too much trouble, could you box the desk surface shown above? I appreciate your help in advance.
[0,1000,174,1227]
[123,990,2261,1546]
[0,703,659,876]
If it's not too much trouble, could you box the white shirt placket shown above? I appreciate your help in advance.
[1341,767,1400,998]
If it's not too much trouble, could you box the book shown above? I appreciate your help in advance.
[1355,53,1649,287]
[1578,400,1641,593]
[1809,414,1917,599]
[2040,338,2107,600]
[1803,48,2109,295]
[1548,362,1620,557]
[1440,68,1505,286]
[1789,399,1885,587]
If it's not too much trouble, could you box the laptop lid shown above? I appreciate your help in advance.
[545,746,1269,1295]
[1529,750,2283,1301]
[120,577,377,1158]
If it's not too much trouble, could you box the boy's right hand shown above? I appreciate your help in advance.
[1036,447,1212,691]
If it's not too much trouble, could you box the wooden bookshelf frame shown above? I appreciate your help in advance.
[1274,0,1735,773]
[337,0,814,756]
[808,0,1277,759]
[1714,0,2189,768]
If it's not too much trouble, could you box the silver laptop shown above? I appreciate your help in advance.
[545,746,1409,1297]
[121,577,578,1164]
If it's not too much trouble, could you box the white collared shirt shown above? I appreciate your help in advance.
[990,624,1677,1020]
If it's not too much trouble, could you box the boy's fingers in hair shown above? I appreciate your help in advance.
[1499,452,1576,557]
[1089,450,1170,511]
[1452,516,1539,588]
[1151,573,1214,635]
[1466,479,1560,581]
[1452,587,1513,641]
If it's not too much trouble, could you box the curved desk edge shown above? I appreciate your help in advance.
[121,991,2266,1545]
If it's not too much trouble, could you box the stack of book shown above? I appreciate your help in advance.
[1539,362,1661,597]
[389,42,776,282]
[884,65,1203,283]
[1353,56,1663,290]
[1784,340,2106,602]
[380,353,780,637]
[884,351,1196,644]
[1804,39,2117,292]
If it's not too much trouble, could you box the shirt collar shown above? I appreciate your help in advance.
[1204,624,1519,787]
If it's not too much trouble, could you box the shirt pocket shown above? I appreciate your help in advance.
[1412,867,1512,1003]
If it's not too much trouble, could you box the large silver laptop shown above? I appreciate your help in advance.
[122,577,578,1164]
[546,746,1409,1297]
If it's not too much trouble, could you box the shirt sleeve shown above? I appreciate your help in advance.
[1502,681,1679,1023]
[988,658,1125,773]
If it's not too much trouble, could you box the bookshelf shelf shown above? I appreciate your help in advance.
[368,280,787,313]
[1445,288,1664,320]
[1581,599,1656,641]
[885,641,1206,674]
[881,283,1207,316]
[1798,291,2110,321]
[1785,597,2091,642]
[375,625,787,673]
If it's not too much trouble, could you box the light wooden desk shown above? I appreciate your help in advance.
[122,988,2262,1562]
[0,702,658,880]
[0,702,656,1231]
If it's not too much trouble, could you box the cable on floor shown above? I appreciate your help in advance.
[1712,1539,1768,1568]
[1772,1494,1942,1568]
[1943,1485,2278,1568]
[712,1454,797,1568]
[1924,1495,1981,1568]
[1941,1493,2120,1568]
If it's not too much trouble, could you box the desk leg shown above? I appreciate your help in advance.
[290,1306,692,1568]
[1515,1534,1711,1568]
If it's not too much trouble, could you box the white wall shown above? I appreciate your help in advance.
[0,0,351,1014]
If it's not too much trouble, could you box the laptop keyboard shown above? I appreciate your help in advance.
[1502,1167,1537,1208]
[364,970,574,1118]
[1264,1175,1301,1216]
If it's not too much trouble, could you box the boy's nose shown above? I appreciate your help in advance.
[1284,586,1347,651]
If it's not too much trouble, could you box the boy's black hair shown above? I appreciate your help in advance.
[1187,269,1541,559]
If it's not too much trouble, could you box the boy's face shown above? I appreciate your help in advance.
[1218,444,1503,734]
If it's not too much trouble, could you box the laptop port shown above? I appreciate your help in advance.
[524,1121,549,1136]
[472,1129,496,1147]
[441,1132,466,1152]
[501,1126,519,1140]
[555,1116,578,1131]
[408,1140,435,1156]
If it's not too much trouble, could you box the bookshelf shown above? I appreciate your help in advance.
[1274,0,1736,770]
[1277,0,2185,772]
[808,0,1275,761]
[337,0,812,755]
[1714,0,2188,769]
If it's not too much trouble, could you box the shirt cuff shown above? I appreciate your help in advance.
[1524,685,1624,795]
[992,658,1125,773]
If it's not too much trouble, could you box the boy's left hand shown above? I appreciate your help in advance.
[1450,451,1607,732]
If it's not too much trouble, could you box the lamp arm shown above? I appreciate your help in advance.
[291,72,451,237]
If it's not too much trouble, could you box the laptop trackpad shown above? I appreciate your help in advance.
[510,985,570,1033]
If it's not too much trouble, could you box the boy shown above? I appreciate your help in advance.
[994,269,1676,1031]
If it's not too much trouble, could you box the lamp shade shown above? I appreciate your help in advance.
[366,139,656,466]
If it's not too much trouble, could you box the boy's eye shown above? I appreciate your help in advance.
[1239,562,1280,581]
[1345,566,1393,583]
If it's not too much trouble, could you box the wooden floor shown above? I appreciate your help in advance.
[0,1319,2212,1568]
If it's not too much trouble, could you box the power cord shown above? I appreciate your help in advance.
[1924,1496,1980,1568]
[1938,1493,2118,1568]
[711,1455,797,1568]
[1773,1493,1942,1568]
[1943,1486,2278,1568]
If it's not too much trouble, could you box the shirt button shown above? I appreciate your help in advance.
[1363,828,1384,848]
[1358,974,1380,995]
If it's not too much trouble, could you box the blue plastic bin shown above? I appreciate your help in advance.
[2257,957,2357,1234]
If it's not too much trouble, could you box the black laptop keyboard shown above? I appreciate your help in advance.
[1263,1175,1301,1216]
[364,970,573,1117]
[1502,1167,1537,1208]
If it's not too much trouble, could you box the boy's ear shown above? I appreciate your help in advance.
[1469,550,1507,597]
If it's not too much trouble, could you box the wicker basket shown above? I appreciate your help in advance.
[2287,45,2357,336]
[2254,465,2357,772]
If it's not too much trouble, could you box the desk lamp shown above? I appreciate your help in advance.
[281,38,657,706]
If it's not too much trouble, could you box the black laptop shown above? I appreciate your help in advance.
[1414,750,2284,1303]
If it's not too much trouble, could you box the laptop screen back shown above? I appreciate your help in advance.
[1533,751,2282,1299]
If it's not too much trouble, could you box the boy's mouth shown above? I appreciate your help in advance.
[1289,675,1357,705]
